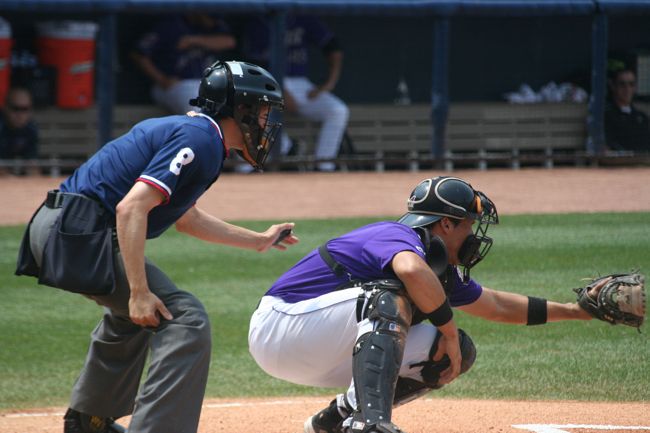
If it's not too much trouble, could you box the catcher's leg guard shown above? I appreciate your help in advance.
[393,328,476,407]
[351,282,412,432]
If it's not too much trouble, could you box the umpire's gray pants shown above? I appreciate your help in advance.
[30,205,212,433]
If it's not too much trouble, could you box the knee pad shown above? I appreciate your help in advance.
[459,329,477,373]
[419,328,476,386]
[353,284,412,428]
[365,283,413,330]
[393,329,476,406]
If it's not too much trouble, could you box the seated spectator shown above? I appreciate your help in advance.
[0,86,39,175]
[245,14,349,171]
[131,13,236,114]
[604,66,650,152]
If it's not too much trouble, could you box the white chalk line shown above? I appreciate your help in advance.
[203,399,303,409]
[2,399,303,419]
[513,424,650,433]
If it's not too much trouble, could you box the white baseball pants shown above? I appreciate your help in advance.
[248,287,440,403]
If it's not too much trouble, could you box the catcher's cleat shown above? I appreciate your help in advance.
[347,420,406,433]
[304,398,347,433]
[64,408,126,433]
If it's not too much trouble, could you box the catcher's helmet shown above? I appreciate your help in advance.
[189,60,284,170]
[398,176,499,279]
[398,177,485,228]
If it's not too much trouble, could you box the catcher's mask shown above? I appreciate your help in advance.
[398,176,499,281]
[189,60,284,170]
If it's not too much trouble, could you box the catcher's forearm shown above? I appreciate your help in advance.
[547,301,592,322]
[514,296,591,324]
[465,275,646,330]
[493,297,590,324]
[459,288,588,325]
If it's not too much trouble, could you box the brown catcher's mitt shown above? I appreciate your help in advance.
[574,273,646,330]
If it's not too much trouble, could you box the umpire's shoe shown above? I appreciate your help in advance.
[304,398,349,433]
[64,408,127,433]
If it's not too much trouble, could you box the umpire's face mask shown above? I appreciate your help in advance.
[235,101,283,171]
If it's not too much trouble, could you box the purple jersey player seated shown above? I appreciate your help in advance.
[16,60,298,433]
[245,14,348,171]
[132,13,236,114]
[249,176,603,433]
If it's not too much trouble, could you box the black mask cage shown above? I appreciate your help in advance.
[457,190,499,282]
[235,99,283,170]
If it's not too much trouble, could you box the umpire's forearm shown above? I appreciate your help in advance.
[115,182,163,296]
[176,207,264,249]
[116,203,150,295]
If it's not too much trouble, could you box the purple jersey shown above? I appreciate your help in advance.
[246,15,336,77]
[135,15,232,79]
[61,113,227,239]
[266,221,483,306]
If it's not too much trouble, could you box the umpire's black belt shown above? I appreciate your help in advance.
[45,190,99,210]
[45,190,70,209]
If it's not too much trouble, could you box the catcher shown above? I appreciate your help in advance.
[248,176,646,433]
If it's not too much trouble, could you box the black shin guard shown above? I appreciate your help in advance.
[352,285,412,432]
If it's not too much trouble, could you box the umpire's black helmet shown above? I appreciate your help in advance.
[398,176,492,228]
[189,60,284,170]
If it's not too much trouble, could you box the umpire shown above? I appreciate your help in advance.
[16,60,298,433]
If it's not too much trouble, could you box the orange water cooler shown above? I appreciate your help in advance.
[37,21,98,109]
[0,18,12,108]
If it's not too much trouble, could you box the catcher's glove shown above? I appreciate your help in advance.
[574,273,646,330]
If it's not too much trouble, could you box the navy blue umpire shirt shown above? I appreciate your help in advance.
[60,112,227,239]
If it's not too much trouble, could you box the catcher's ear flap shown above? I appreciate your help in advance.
[427,235,448,276]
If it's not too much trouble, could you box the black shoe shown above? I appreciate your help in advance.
[347,412,405,433]
[64,408,126,433]
[304,398,347,433]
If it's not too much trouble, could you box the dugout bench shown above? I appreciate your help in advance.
[281,102,590,171]
[24,101,648,175]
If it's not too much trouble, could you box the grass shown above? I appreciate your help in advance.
[0,213,649,409]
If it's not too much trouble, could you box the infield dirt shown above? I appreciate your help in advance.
[1,167,649,433]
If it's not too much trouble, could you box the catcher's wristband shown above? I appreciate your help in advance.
[427,299,453,327]
[527,296,548,325]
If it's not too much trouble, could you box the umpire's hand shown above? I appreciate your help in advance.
[259,223,299,252]
[129,290,173,327]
